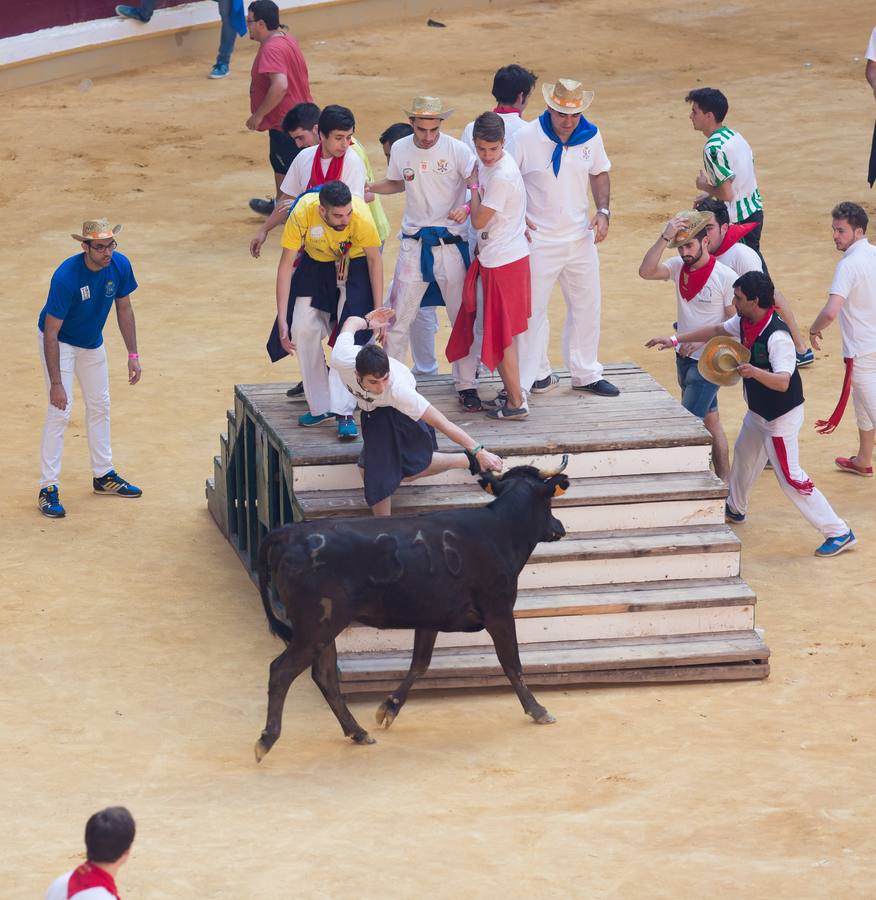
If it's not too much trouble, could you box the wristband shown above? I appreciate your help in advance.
[661,234,671,242]
[128,353,139,360]
[669,335,679,348]
[471,444,484,455]
[464,204,471,215]
[469,184,480,192]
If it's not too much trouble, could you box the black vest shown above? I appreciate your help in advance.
[743,314,804,421]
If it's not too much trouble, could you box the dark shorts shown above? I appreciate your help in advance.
[676,353,719,418]
[738,210,767,274]
[268,128,299,175]
[360,406,437,507]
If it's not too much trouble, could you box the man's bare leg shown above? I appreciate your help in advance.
[855,427,875,469]
[496,345,525,409]
[703,409,730,482]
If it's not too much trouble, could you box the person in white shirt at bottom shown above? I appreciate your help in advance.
[507,77,619,398]
[447,111,531,419]
[331,308,502,516]
[647,271,855,558]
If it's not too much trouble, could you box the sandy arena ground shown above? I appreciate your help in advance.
[3,1,876,895]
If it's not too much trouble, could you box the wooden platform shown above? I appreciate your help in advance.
[206,364,769,689]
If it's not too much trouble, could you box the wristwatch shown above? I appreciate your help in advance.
[597,207,611,218]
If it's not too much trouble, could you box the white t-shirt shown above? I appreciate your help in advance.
[330,332,431,421]
[829,237,876,357]
[46,871,115,900]
[714,240,762,277]
[387,132,475,238]
[460,112,527,151]
[665,256,736,360]
[506,117,610,244]
[722,312,796,374]
[472,152,529,268]
[867,26,876,60]
[279,145,367,199]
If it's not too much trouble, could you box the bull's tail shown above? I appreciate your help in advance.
[257,532,295,644]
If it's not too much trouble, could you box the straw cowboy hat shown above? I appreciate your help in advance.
[667,210,712,248]
[698,336,751,387]
[72,218,122,242]
[542,78,594,115]
[403,96,454,119]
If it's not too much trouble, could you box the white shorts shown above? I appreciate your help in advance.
[852,351,876,431]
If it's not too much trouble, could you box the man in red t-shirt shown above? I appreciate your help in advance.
[245,1,313,216]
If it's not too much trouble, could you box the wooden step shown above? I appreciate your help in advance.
[297,471,727,531]
[337,630,770,692]
[334,577,757,653]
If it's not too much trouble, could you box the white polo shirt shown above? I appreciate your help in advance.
[665,256,736,359]
[387,132,475,238]
[829,237,876,358]
[867,26,876,60]
[279,145,367,199]
[714,240,762,277]
[460,112,527,151]
[46,871,115,899]
[330,333,431,421]
[473,152,529,269]
[506,117,611,244]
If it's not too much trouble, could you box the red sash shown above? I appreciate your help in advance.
[714,222,758,256]
[493,106,520,115]
[771,437,814,495]
[679,255,716,301]
[815,357,854,434]
[67,863,120,899]
[740,308,775,349]
[308,149,344,188]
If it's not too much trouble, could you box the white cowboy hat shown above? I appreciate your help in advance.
[72,218,122,242]
[667,210,712,248]
[542,79,594,115]
[698,336,752,387]
[403,96,455,120]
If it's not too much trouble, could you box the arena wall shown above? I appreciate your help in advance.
[0,0,511,93]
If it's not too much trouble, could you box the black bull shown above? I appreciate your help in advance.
[254,458,571,759]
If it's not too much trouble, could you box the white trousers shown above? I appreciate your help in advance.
[852,350,876,431]
[517,234,604,390]
[290,297,357,417]
[728,405,848,538]
[410,306,439,376]
[38,331,113,489]
[386,240,478,390]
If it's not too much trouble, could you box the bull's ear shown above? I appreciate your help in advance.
[550,474,570,498]
[482,481,494,495]
[478,472,502,495]
[553,483,567,497]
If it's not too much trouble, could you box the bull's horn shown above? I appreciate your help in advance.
[539,454,569,478]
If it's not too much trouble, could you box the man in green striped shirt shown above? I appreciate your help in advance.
[686,87,765,266]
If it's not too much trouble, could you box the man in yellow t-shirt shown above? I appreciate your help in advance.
[270,180,383,440]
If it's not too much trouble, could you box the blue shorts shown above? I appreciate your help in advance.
[676,354,719,418]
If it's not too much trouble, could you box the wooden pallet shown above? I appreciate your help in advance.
[205,365,769,688]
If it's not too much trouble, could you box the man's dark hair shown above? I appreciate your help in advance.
[685,87,729,122]
[472,111,505,144]
[355,344,390,378]
[248,0,280,30]
[283,102,320,134]
[492,64,538,105]
[319,105,355,137]
[319,180,352,209]
[694,196,730,227]
[85,807,136,864]
[734,271,775,309]
[831,201,869,233]
[379,122,414,146]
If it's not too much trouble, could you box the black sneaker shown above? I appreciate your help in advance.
[286,381,304,397]
[93,470,143,498]
[457,389,484,411]
[38,486,66,518]
[573,379,620,397]
[249,197,275,216]
[530,373,559,393]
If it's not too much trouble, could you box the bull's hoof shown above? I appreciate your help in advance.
[351,731,376,745]
[375,696,401,728]
[254,739,270,763]
[531,711,557,725]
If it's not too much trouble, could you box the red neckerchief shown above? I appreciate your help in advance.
[714,221,758,256]
[308,148,344,188]
[67,863,120,899]
[678,255,716,301]
[740,307,775,348]
[493,106,520,115]
[816,357,854,434]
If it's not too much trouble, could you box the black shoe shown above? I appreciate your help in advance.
[573,379,620,397]
[249,197,275,216]
[286,381,304,397]
[457,389,484,411]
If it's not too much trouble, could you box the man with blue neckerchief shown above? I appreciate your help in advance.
[507,78,619,398]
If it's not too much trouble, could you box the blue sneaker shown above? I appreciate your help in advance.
[93,470,142,498]
[38,486,66,518]
[298,412,334,427]
[209,63,229,79]
[725,502,746,524]
[796,349,815,368]
[115,5,151,22]
[814,530,856,558]
[336,415,358,441]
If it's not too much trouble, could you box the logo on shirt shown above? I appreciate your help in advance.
[435,159,449,174]
[104,280,116,298]
[580,146,591,160]
[402,167,415,182]
[480,231,489,241]
[310,225,325,239]
[419,161,429,173]
[80,285,91,301]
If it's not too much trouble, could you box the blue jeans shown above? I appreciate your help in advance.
[676,354,719,418]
